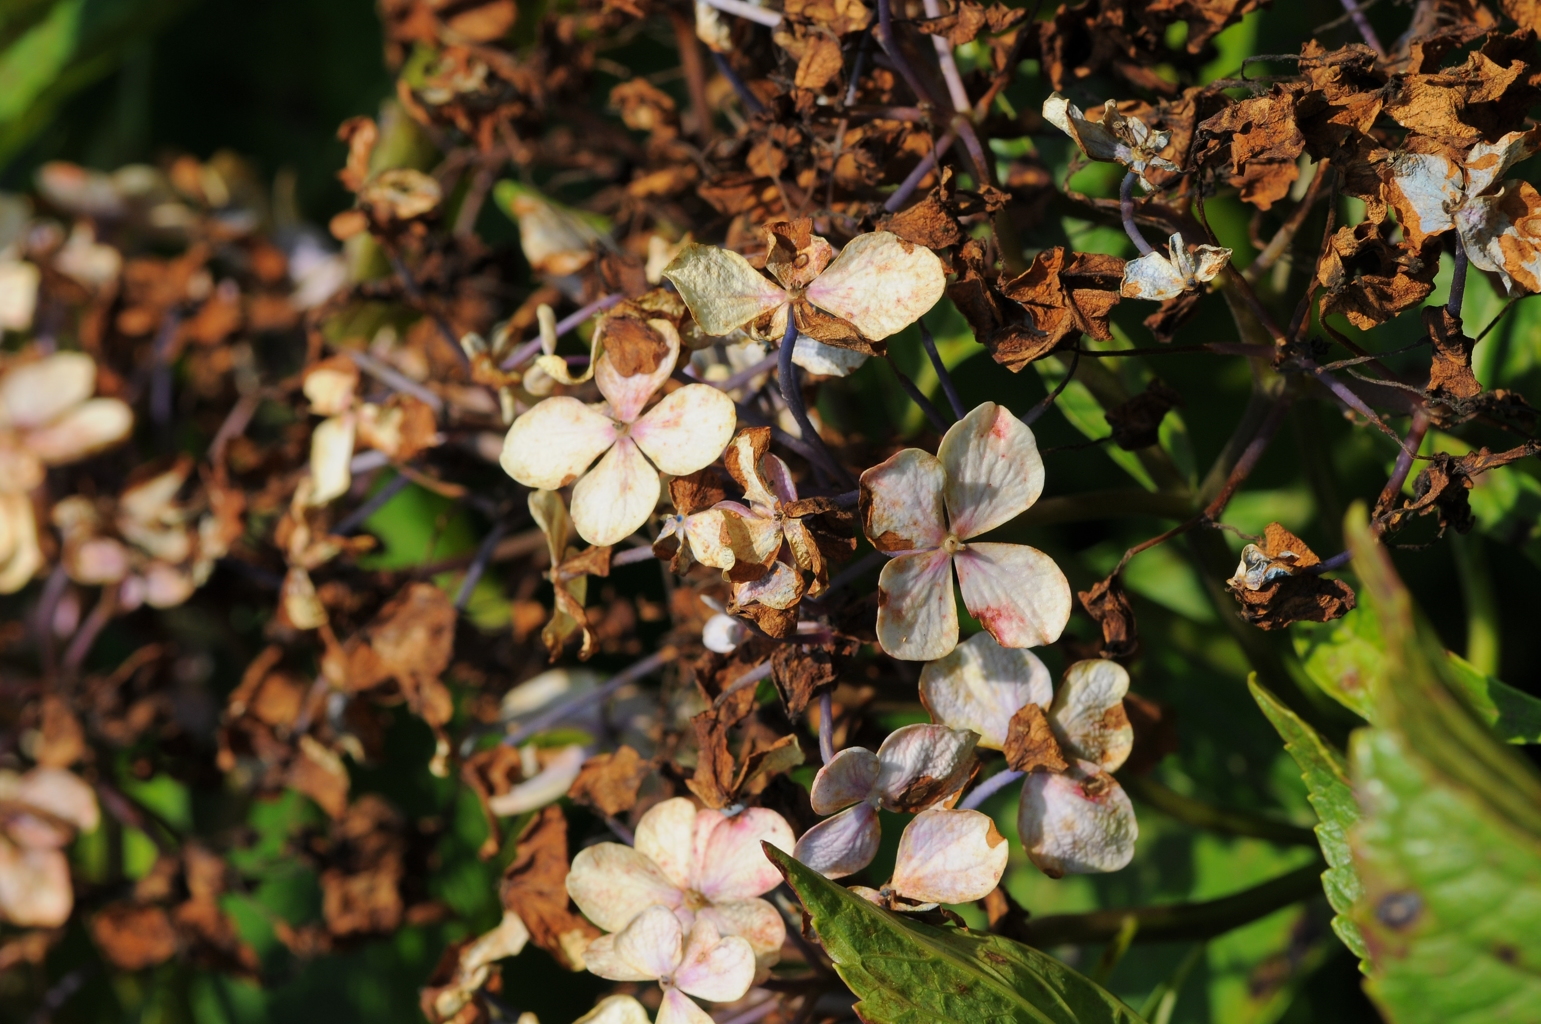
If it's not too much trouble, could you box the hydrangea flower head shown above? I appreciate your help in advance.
[1121,232,1232,302]
[582,906,755,1024]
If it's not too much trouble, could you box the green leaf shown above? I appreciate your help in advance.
[765,844,1150,1024]
[1341,506,1541,1023]
[1248,678,1367,961]
[1442,654,1541,745]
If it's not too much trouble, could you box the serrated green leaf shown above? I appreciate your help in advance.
[1248,678,1367,961]
[765,844,1149,1024]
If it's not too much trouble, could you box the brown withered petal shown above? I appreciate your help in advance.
[91,902,180,971]
[567,746,651,818]
[287,735,351,819]
[320,796,407,938]
[669,468,730,516]
[1003,702,1070,774]
[1077,574,1140,660]
[1196,86,1306,211]
[1226,523,1355,629]
[994,248,1125,371]
[1317,219,1437,330]
[686,682,757,810]
[1105,379,1184,450]
[1141,288,1204,343]
[499,806,600,971]
[1381,442,1541,537]
[1424,306,1482,401]
[598,316,672,376]
[769,635,856,717]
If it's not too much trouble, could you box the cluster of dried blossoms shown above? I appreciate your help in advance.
[4,0,1541,1019]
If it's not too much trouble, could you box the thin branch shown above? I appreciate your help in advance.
[1333,0,1385,56]
[818,692,836,764]
[883,131,956,213]
[504,646,677,746]
[713,51,766,116]
[1021,348,1080,426]
[345,348,445,412]
[699,0,784,27]
[714,353,780,392]
[336,472,414,535]
[1120,172,1156,257]
[885,354,951,432]
[918,319,965,419]
[961,767,1023,809]
[456,517,511,611]
[778,317,857,487]
[384,249,471,372]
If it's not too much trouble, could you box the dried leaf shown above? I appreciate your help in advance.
[567,746,650,817]
[1104,379,1183,450]
[1227,523,1356,629]
[499,806,600,970]
[1077,574,1139,660]
[1004,703,1069,773]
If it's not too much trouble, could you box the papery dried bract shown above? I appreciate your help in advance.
[918,633,1053,749]
[1019,761,1137,877]
[1043,94,1180,190]
[1121,233,1232,301]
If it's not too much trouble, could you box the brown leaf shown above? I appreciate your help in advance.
[567,746,650,817]
[287,735,351,819]
[1317,219,1437,330]
[600,316,671,376]
[91,902,180,971]
[685,682,757,809]
[795,31,846,91]
[1196,86,1306,211]
[320,796,406,938]
[1227,523,1356,629]
[1424,305,1482,401]
[336,117,378,194]
[460,745,526,857]
[1142,288,1205,343]
[770,643,839,717]
[1105,379,1184,450]
[1004,702,1069,773]
[994,248,1125,370]
[329,582,457,727]
[33,694,85,768]
[917,0,989,45]
[1077,574,1139,660]
[668,468,729,516]
[1380,441,1540,537]
[608,79,679,137]
[499,806,600,970]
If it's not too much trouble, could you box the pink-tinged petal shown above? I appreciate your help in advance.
[579,933,645,980]
[808,747,879,814]
[875,549,958,661]
[674,922,756,1002]
[26,398,133,464]
[486,745,588,816]
[859,448,946,552]
[500,397,617,490]
[873,724,978,811]
[889,807,1008,905]
[635,797,699,893]
[1019,761,1137,877]
[571,436,661,546]
[307,413,356,506]
[793,802,880,879]
[0,839,72,927]
[937,403,1044,540]
[567,842,683,932]
[803,232,946,341]
[1050,660,1133,772]
[695,897,785,964]
[656,989,716,1024]
[918,632,1052,749]
[693,807,794,901]
[613,904,685,980]
[955,542,1071,649]
[16,768,100,832]
[0,352,95,429]
[596,319,682,424]
[631,384,737,477]
[761,452,798,504]
[662,244,789,336]
[576,996,652,1024]
[1460,183,1541,294]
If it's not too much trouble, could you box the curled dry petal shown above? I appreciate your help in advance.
[501,397,617,490]
[859,449,947,552]
[938,403,1044,540]
[1121,233,1232,302]
[567,843,683,932]
[486,744,588,816]
[662,244,788,336]
[802,232,946,341]
[308,414,356,506]
[793,802,881,879]
[1461,184,1541,294]
[808,747,880,814]
[571,436,662,546]
[628,384,737,477]
[919,632,1052,749]
[953,542,1071,649]
[1042,94,1179,190]
[0,352,96,429]
[873,724,977,812]
[1049,660,1133,772]
[1019,760,1137,876]
[889,807,1009,905]
[1386,151,1461,247]
[673,918,755,1002]
[875,548,957,661]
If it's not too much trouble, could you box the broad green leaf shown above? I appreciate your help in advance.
[765,844,1149,1024]
[1248,678,1366,961]
[1342,506,1541,1023]
[1442,653,1541,745]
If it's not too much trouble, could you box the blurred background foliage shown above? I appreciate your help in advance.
[4,0,1540,1022]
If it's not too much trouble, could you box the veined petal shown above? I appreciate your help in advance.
[1019,761,1137,877]
[596,319,682,424]
[1459,183,1541,294]
[1465,127,1541,196]
[576,996,652,1024]
[875,549,958,661]
[566,842,683,932]
[722,429,778,508]
[732,558,805,610]
[955,542,1071,649]
[720,509,782,571]
[571,436,661,546]
[635,797,699,893]
[631,385,737,477]
[694,897,784,966]
[808,747,879,814]
[682,509,737,571]
[25,398,133,464]
[581,933,648,980]
[1120,250,1186,301]
[889,807,1008,905]
[0,352,96,429]
[1050,660,1133,772]
[307,413,356,506]
[662,244,789,336]
[501,397,617,490]
[859,449,947,552]
[918,632,1052,749]
[693,806,793,902]
[529,488,575,566]
[674,922,755,1002]
[657,989,716,1024]
[613,904,685,980]
[874,724,977,812]
[938,403,1044,539]
[804,232,945,341]
[1386,150,1461,248]
[793,802,881,879]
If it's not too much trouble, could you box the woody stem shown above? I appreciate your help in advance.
[919,318,966,419]
[1448,236,1469,319]
[883,131,955,213]
[874,0,939,111]
[1120,172,1156,257]
[777,316,856,487]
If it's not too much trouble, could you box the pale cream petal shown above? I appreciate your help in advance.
[26,398,133,464]
[16,768,100,831]
[0,352,95,429]
[719,506,783,570]
[675,923,755,1002]
[792,335,869,377]
[808,747,879,814]
[1464,126,1541,196]
[918,632,1052,749]
[1386,150,1460,248]
[1049,660,1133,772]
[859,448,947,552]
[1190,245,1232,285]
[682,510,738,571]
[954,542,1071,649]
[873,724,977,811]
[636,796,700,893]
[613,904,685,980]
[656,989,716,1024]
[0,260,40,332]
[500,397,618,490]
[1019,761,1137,876]
[875,549,958,661]
[938,402,1044,540]
[702,612,746,653]
[0,493,43,594]
[0,839,73,927]
[581,933,648,980]
[486,745,588,816]
[693,897,785,964]
[281,567,327,630]
[576,995,652,1024]
[1459,183,1541,294]
[1041,94,1125,163]
[596,319,681,424]
[793,803,881,879]
[505,187,602,277]
[307,413,356,506]
[567,842,684,932]
[571,436,661,546]
[723,431,778,508]
[302,364,359,417]
[662,244,789,336]
[1120,250,1187,301]
[630,385,736,479]
[693,806,793,901]
[889,807,1008,905]
[804,232,945,341]
[142,563,196,608]
[528,488,575,565]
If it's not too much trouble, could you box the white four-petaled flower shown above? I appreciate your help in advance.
[581,906,756,1024]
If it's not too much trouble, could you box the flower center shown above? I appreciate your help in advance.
[683,888,709,912]
[941,533,963,555]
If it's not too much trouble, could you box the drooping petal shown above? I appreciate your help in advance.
[1042,94,1126,163]
[1189,245,1232,285]
[1018,761,1137,876]
[1120,250,1187,301]
[808,747,880,814]
[889,807,1008,905]
[25,398,134,464]
[918,632,1053,749]
[630,384,737,477]
[566,842,683,932]
[0,352,96,429]
[859,449,947,552]
[803,232,945,341]
[937,403,1044,540]
[792,334,869,377]
[0,493,43,595]
[1385,150,1461,248]
[307,413,356,506]
[571,436,661,546]
[875,549,958,661]
[722,429,778,508]
[693,897,786,964]
[656,989,717,1024]
[635,796,700,893]
[720,507,784,570]
[1049,660,1133,772]
[662,244,789,336]
[954,542,1071,649]
[792,802,881,879]
[682,509,738,572]
[1459,183,1541,294]
[596,319,682,424]
[1464,126,1541,196]
[693,806,794,902]
[529,488,576,566]
[486,744,588,816]
[576,995,652,1024]
[731,558,805,611]
[873,724,977,812]
[674,921,756,1002]
[612,904,685,980]
[500,397,617,490]
[0,839,72,927]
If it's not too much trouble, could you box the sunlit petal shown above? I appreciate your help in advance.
[500,397,617,490]
[875,548,958,661]
[571,436,661,546]
[804,232,945,341]
[919,632,1053,749]
[938,403,1044,539]
[954,542,1071,649]
[889,807,1008,905]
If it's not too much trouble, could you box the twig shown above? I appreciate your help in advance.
[714,353,780,392]
[336,471,414,535]
[961,767,1023,809]
[874,0,939,108]
[612,545,658,567]
[1475,293,1531,342]
[1021,348,1080,426]
[885,354,951,432]
[1371,407,1430,531]
[699,0,783,27]
[921,0,970,113]
[1120,172,1156,257]
[345,348,446,412]
[1243,160,1332,285]
[504,646,677,746]
[713,51,766,116]
[918,319,965,419]
[715,661,775,707]
[883,131,956,213]
[383,249,471,372]
[456,517,511,610]
[1333,0,1384,56]
[806,548,885,602]
[62,587,116,678]
[777,317,857,486]
[818,691,836,764]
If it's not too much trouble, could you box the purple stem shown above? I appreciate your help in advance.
[884,132,955,213]
[455,518,510,611]
[345,349,445,412]
[777,317,856,487]
[1448,237,1468,319]
[1120,172,1156,257]
[918,319,965,419]
[1337,0,1385,55]
[713,51,766,116]
[1302,550,1353,576]
[818,692,836,764]
[557,292,624,336]
[886,355,951,432]
[611,545,658,567]
[875,0,939,107]
[714,353,780,392]
[504,647,674,746]
[336,472,413,535]
[961,768,1024,810]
